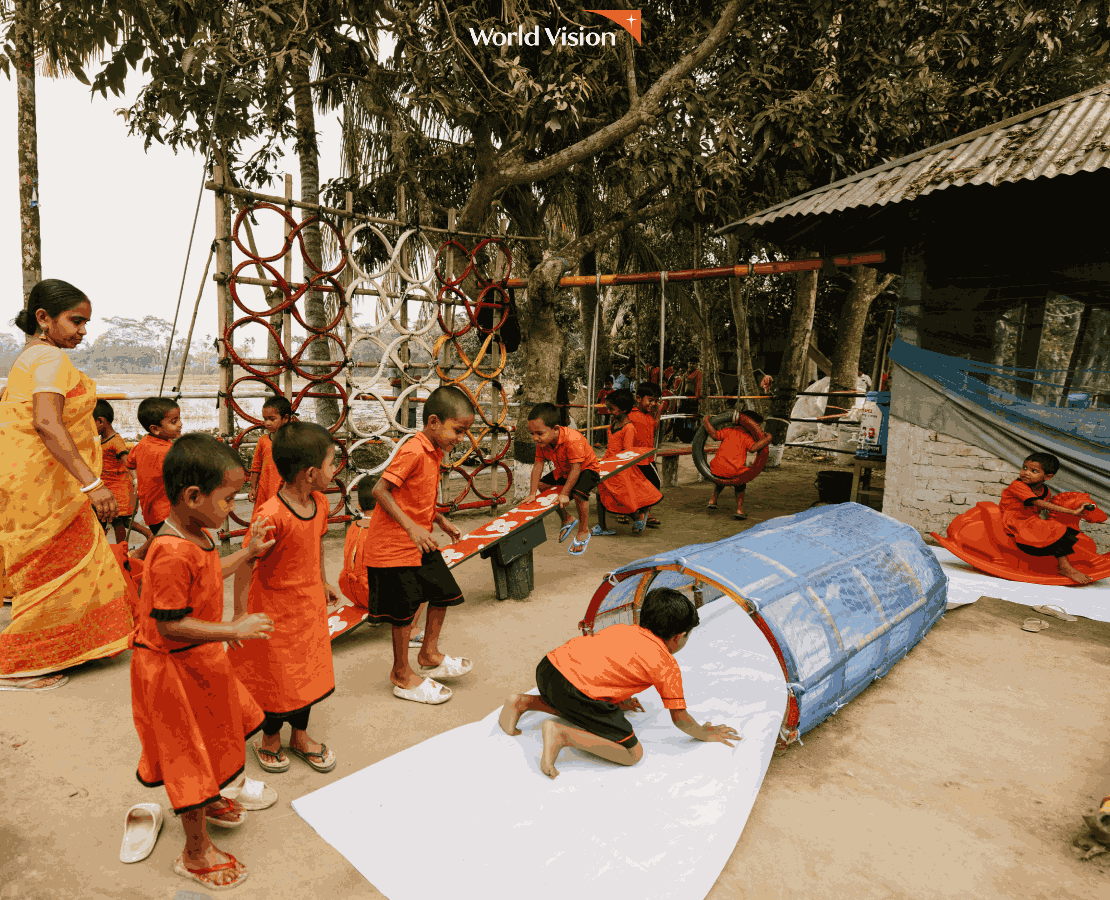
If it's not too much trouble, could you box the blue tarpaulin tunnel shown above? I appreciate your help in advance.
[579,503,949,743]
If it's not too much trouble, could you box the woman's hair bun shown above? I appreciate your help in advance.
[13,307,34,335]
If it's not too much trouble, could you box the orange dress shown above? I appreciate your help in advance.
[100,433,134,518]
[628,408,658,464]
[230,491,335,717]
[338,520,371,608]
[709,426,755,481]
[125,435,173,526]
[250,433,283,515]
[999,480,1068,549]
[598,422,661,516]
[130,531,263,813]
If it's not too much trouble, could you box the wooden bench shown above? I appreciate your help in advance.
[655,445,720,487]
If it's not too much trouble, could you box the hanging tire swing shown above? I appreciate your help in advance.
[691,413,769,486]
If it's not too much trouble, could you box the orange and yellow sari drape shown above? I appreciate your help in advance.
[0,346,133,675]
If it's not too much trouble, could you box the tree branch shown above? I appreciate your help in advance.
[556,196,675,269]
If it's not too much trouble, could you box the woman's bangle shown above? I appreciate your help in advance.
[79,478,104,494]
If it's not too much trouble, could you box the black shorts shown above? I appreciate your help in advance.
[639,463,661,490]
[535,657,638,749]
[540,469,600,501]
[1016,527,1079,557]
[367,551,464,627]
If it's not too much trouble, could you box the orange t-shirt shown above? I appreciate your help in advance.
[547,623,686,709]
[365,432,443,568]
[230,491,334,715]
[100,432,134,517]
[1000,480,1068,548]
[130,531,264,811]
[250,433,283,513]
[338,520,371,608]
[125,434,173,526]
[627,408,658,463]
[710,426,754,480]
[536,426,601,480]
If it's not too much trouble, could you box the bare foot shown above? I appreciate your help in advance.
[498,693,531,736]
[391,671,425,691]
[181,844,246,887]
[540,719,569,779]
[0,673,66,690]
[259,733,283,755]
[1058,558,1093,585]
[416,652,444,668]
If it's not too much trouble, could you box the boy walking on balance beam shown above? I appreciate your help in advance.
[499,588,740,779]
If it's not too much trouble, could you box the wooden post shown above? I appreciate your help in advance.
[283,174,294,402]
[871,310,895,391]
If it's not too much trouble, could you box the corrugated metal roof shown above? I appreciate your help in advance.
[720,83,1110,233]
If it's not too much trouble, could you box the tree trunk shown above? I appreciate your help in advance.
[768,251,820,446]
[726,234,762,415]
[290,47,338,427]
[15,0,41,306]
[829,265,895,398]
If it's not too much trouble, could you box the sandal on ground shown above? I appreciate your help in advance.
[646,517,661,528]
[419,654,472,679]
[632,516,647,534]
[409,630,426,648]
[1032,604,1077,622]
[558,519,579,543]
[0,673,68,691]
[252,740,290,773]
[1022,617,1051,633]
[734,513,748,521]
[288,743,337,774]
[120,802,163,864]
[221,776,277,811]
[173,852,248,891]
[590,525,616,536]
[205,797,246,828]
[617,515,631,525]
[393,677,452,705]
[568,534,591,556]
[706,502,718,510]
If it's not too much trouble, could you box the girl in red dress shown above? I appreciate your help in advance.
[248,396,295,515]
[595,389,663,535]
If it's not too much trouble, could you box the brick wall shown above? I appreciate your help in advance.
[883,416,1110,553]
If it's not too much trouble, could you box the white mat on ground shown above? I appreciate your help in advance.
[292,597,786,900]
[931,546,1110,622]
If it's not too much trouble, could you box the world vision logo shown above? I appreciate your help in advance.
[468,10,641,48]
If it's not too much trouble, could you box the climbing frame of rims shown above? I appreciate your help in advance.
[221,201,515,535]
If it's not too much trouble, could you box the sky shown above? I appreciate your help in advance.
[0,67,345,347]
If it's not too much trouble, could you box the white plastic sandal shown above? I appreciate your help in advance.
[393,677,452,704]
[120,802,163,863]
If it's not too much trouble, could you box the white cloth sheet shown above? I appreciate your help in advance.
[931,546,1110,621]
[292,598,787,900]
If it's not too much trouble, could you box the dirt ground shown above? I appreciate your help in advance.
[3,452,1110,900]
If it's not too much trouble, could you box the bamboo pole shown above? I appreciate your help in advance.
[284,174,294,402]
[214,167,233,440]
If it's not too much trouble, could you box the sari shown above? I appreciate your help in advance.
[0,344,133,676]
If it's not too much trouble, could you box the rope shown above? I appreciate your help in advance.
[159,68,228,397]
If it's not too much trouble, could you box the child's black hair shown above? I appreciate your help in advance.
[356,474,378,512]
[639,588,699,641]
[262,395,295,419]
[604,375,614,385]
[606,388,635,413]
[93,399,114,424]
[271,421,338,482]
[528,402,560,429]
[164,433,245,506]
[1025,451,1060,476]
[424,385,475,425]
[738,407,764,425]
[137,397,180,433]
[635,382,661,399]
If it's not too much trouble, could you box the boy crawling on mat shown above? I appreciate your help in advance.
[498,588,740,778]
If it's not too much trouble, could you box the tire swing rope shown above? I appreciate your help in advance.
[691,412,769,486]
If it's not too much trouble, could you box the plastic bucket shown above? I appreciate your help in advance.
[815,469,854,503]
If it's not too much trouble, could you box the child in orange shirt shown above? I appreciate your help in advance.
[231,421,342,774]
[1000,452,1097,584]
[248,395,294,514]
[498,588,739,778]
[126,397,183,535]
[339,476,377,610]
[94,399,153,547]
[130,433,276,891]
[366,386,473,705]
[595,389,663,535]
[629,382,663,526]
[704,407,772,520]
[525,402,601,555]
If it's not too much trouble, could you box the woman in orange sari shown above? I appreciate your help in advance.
[0,280,133,690]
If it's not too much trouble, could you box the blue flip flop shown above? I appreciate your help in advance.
[558,519,578,543]
[568,533,591,556]
[590,525,616,536]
